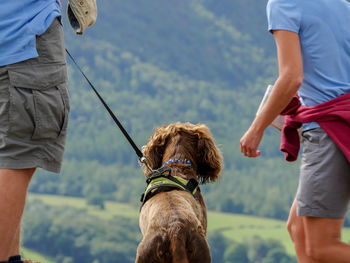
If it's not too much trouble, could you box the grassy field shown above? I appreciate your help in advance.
[27,193,350,258]
[21,247,54,263]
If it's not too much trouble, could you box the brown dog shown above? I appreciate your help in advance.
[136,122,223,263]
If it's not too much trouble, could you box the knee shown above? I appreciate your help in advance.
[286,219,293,237]
[287,218,302,242]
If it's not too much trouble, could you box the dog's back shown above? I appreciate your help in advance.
[136,191,211,263]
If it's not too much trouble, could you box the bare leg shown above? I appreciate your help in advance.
[303,216,350,263]
[0,168,35,261]
[287,199,319,263]
[9,227,21,257]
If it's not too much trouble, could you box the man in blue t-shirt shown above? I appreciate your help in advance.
[0,1,67,262]
[240,0,350,262]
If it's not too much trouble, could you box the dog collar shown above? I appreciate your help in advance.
[162,158,193,168]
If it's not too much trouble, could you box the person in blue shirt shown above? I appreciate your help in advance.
[240,0,350,262]
[0,1,68,262]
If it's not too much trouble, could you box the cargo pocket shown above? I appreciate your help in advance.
[31,83,69,140]
[7,83,69,141]
[7,65,69,141]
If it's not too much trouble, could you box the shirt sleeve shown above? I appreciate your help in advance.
[266,0,301,34]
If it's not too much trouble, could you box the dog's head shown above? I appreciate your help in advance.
[142,122,223,183]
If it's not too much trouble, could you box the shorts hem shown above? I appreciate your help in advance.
[0,159,61,173]
[297,206,346,219]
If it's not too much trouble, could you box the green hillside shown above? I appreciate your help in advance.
[21,248,54,263]
[25,194,296,260]
[25,194,297,262]
[25,194,350,257]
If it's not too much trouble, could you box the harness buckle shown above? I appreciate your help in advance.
[146,166,172,184]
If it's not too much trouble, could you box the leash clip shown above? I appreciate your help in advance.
[139,156,155,174]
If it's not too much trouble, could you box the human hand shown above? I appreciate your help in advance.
[239,127,263,158]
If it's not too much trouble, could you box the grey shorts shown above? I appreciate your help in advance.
[296,128,350,219]
[0,18,69,173]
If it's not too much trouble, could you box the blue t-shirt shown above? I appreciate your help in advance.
[0,0,61,66]
[267,0,350,130]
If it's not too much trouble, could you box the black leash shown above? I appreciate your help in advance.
[65,49,153,171]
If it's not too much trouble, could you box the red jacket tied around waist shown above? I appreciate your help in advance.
[280,92,350,163]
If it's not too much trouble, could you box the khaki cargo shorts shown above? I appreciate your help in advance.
[0,18,69,173]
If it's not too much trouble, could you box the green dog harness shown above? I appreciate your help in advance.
[140,166,199,208]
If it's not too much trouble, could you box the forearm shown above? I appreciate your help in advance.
[240,30,302,157]
[250,74,302,133]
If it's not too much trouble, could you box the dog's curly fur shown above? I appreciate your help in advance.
[136,122,223,263]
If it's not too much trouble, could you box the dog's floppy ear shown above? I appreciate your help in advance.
[196,125,223,184]
[142,126,170,176]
